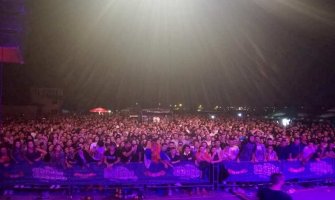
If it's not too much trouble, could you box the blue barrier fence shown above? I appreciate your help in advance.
[0,161,209,186]
[224,158,335,182]
[1,159,334,187]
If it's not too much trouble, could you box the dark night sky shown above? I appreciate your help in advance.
[3,0,335,110]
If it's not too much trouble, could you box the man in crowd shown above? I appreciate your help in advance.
[288,137,304,161]
[239,135,256,161]
[276,138,290,160]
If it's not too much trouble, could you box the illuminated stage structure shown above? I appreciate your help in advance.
[0,0,25,128]
[0,0,25,64]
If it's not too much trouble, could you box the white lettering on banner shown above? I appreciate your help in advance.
[254,163,280,177]
[104,166,138,180]
[173,164,202,179]
[32,167,67,180]
[310,161,334,175]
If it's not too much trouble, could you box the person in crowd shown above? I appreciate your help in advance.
[177,141,184,155]
[144,140,152,168]
[43,144,53,162]
[225,138,239,161]
[91,140,105,164]
[181,145,194,162]
[315,141,328,160]
[266,145,278,161]
[276,138,290,160]
[266,138,275,147]
[301,141,316,163]
[288,137,304,161]
[130,140,144,162]
[160,143,170,162]
[104,143,120,168]
[253,136,266,162]
[89,136,100,151]
[239,135,255,161]
[195,146,211,167]
[120,141,135,163]
[168,147,180,165]
[50,143,66,168]
[210,146,223,164]
[10,140,25,164]
[150,140,162,164]
[74,146,92,167]
[195,146,211,194]
[24,140,47,165]
[65,145,77,168]
[326,142,335,158]
[168,141,176,152]
[191,140,201,154]
[210,145,229,184]
[0,146,11,167]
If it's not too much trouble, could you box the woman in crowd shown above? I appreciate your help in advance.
[65,146,76,168]
[196,146,211,165]
[24,140,47,165]
[11,140,25,164]
[130,140,144,162]
[50,143,66,168]
[210,145,229,184]
[195,145,211,180]
[195,146,211,194]
[0,146,11,167]
[210,146,223,164]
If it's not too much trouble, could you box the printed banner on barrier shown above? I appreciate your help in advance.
[1,159,334,185]
[0,161,207,185]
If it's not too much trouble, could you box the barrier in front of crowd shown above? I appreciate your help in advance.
[223,158,335,183]
[0,161,210,187]
[1,159,334,188]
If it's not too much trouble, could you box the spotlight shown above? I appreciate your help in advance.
[210,115,215,119]
[237,113,242,117]
[281,118,291,127]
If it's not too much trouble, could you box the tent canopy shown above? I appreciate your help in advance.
[89,107,109,113]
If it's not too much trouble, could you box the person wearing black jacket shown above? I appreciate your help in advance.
[181,145,194,162]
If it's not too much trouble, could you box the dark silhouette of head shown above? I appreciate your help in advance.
[270,173,285,189]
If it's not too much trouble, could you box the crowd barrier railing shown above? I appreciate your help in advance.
[1,159,334,188]
[222,158,335,183]
[0,161,210,187]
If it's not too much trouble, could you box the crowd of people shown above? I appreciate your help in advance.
[0,114,334,170]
